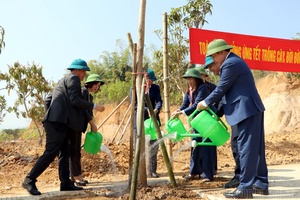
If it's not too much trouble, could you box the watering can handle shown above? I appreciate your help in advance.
[166,118,173,130]
[187,109,200,125]
[207,107,228,131]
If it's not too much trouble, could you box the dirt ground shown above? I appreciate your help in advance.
[0,73,300,199]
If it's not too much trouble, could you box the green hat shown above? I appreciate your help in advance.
[195,66,208,76]
[182,68,202,80]
[147,69,157,81]
[206,39,233,56]
[67,59,90,71]
[204,56,214,69]
[85,74,105,85]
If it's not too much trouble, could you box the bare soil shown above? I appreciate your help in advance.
[0,73,300,199]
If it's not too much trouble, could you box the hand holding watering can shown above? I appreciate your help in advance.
[171,109,183,119]
[197,101,207,111]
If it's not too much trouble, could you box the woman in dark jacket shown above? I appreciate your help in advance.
[70,74,105,186]
[171,68,216,182]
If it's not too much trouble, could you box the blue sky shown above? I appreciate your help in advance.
[1,0,299,130]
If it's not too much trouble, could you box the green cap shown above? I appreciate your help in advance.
[67,59,90,71]
[182,68,202,80]
[195,66,208,76]
[85,74,105,85]
[206,39,233,56]
[147,69,157,81]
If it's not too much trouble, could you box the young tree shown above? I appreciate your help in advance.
[2,62,53,145]
[153,0,213,102]
[0,25,6,123]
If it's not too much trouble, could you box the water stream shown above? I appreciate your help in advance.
[100,144,117,174]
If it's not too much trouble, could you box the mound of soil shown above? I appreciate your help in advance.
[0,73,300,199]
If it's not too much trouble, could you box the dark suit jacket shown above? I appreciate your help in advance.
[43,73,94,132]
[81,87,94,132]
[204,53,265,126]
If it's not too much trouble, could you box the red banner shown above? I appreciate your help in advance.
[189,28,300,72]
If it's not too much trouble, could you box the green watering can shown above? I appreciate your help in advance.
[165,117,187,142]
[83,131,103,154]
[186,108,230,146]
[144,118,158,140]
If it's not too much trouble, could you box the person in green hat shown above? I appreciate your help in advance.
[171,68,217,182]
[22,59,105,195]
[69,73,105,186]
[203,56,241,188]
[196,64,218,175]
[197,39,268,199]
[130,68,162,178]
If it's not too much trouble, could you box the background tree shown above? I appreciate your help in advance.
[153,0,213,104]
[87,39,151,104]
[0,25,4,54]
[2,62,53,145]
[0,25,6,124]
[0,95,6,124]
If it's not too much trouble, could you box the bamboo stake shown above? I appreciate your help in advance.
[111,104,131,143]
[144,94,177,187]
[128,41,137,188]
[130,74,147,200]
[97,95,129,130]
[162,12,172,160]
[129,0,147,198]
[116,115,131,144]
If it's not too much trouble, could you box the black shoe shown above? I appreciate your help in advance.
[22,177,41,195]
[60,183,83,191]
[253,185,269,195]
[150,172,159,178]
[183,174,200,180]
[71,176,88,184]
[223,188,253,199]
[75,180,87,186]
[223,178,240,188]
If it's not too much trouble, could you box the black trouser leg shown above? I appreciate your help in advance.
[69,130,82,177]
[27,122,68,181]
[148,139,159,173]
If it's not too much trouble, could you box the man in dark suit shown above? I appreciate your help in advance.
[197,39,269,199]
[203,57,240,188]
[22,59,104,195]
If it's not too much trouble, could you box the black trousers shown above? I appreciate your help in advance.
[69,130,82,177]
[148,139,159,173]
[27,121,71,184]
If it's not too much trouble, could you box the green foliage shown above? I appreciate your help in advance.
[0,95,6,123]
[0,131,14,141]
[0,128,23,141]
[1,62,53,144]
[93,80,131,104]
[19,128,40,140]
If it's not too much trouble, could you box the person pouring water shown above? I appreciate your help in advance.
[130,68,162,178]
[197,39,268,199]
[171,67,216,182]
[69,74,105,186]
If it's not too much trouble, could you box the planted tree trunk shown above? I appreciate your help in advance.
[162,12,172,160]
